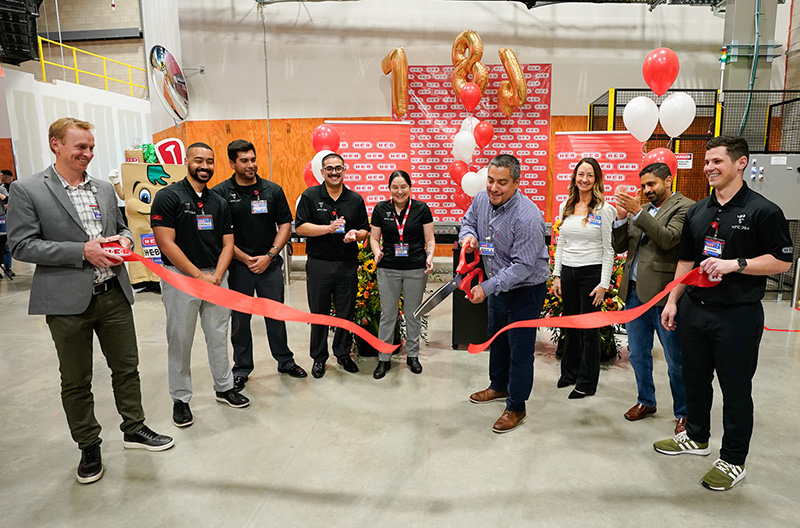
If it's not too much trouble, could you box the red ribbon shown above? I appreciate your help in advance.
[106,244,399,354]
[466,268,720,354]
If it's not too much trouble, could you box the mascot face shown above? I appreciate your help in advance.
[122,164,175,236]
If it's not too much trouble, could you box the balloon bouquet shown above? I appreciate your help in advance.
[621,47,697,177]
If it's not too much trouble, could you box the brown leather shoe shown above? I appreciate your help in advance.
[469,387,509,404]
[624,403,657,421]
[674,418,687,434]
[492,410,526,433]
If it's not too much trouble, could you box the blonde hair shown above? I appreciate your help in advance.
[561,157,605,226]
[48,117,94,153]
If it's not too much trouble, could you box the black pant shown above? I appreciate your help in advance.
[306,257,358,362]
[228,258,295,376]
[560,264,602,394]
[679,295,763,466]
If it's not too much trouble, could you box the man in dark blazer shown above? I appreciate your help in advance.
[7,117,173,486]
[612,162,694,435]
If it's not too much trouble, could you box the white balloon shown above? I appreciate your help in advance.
[460,116,480,133]
[452,147,471,164]
[311,149,334,184]
[622,96,659,143]
[476,167,488,181]
[659,92,697,138]
[461,171,484,197]
[453,130,476,163]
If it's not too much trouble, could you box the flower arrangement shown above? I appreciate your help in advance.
[542,242,626,362]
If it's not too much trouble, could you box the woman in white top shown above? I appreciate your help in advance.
[552,157,615,399]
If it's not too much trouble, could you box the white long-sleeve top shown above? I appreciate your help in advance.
[553,200,616,290]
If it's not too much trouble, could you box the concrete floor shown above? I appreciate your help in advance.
[1,257,799,528]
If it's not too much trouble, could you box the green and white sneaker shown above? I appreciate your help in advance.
[653,430,711,456]
[701,459,746,491]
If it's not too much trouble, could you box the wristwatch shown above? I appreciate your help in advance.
[267,251,278,261]
[735,257,747,273]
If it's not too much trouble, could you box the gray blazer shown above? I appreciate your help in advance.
[612,192,694,307]
[7,166,135,315]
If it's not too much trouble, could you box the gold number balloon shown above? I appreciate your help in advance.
[497,48,527,117]
[382,47,409,118]
[451,30,488,97]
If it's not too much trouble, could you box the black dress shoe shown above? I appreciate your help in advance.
[407,357,423,374]
[557,378,573,389]
[278,364,308,378]
[568,389,593,399]
[337,356,359,373]
[215,389,250,408]
[373,360,391,379]
[233,376,247,392]
[311,361,326,378]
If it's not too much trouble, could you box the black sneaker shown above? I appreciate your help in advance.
[172,401,194,428]
[76,445,104,484]
[233,376,247,392]
[215,389,250,408]
[123,425,175,451]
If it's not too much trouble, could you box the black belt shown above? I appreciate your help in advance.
[92,277,118,295]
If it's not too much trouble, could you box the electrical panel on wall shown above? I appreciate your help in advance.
[748,154,800,220]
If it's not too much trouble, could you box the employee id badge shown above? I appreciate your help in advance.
[703,236,725,257]
[251,200,268,214]
[197,215,214,230]
[89,204,102,220]
[588,213,601,227]
[331,221,346,233]
[394,243,409,257]
[479,241,495,256]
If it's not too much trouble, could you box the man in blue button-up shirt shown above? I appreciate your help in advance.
[460,154,550,434]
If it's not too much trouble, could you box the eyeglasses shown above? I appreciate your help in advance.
[324,165,345,174]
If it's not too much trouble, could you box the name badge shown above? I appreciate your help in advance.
[0,217,5,225]
[89,204,102,220]
[703,236,725,257]
[197,215,214,230]
[479,242,495,256]
[394,243,409,257]
[331,221,345,234]
[251,200,268,214]
[588,214,601,227]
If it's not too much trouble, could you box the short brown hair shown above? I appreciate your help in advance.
[48,117,94,153]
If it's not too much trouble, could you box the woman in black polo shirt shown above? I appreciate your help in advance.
[370,170,435,379]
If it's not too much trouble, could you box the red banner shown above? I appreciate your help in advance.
[329,121,412,217]
[552,132,645,227]
[466,267,720,354]
[105,245,400,354]
[405,64,552,221]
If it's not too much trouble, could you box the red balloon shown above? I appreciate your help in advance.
[473,121,494,149]
[643,148,678,178]
[303,161,317,187]
[642,48,680,96]
[460,82,481,112]
[448,161,468,186]
[452,189,472,212]
[311,124,340,152]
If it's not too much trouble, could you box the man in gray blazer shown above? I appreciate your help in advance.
[612,162,694,435]
[7,117,173,485]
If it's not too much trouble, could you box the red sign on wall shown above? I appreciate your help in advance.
[330,121,412,216]
[552,132,645,225]
[403,64,552,221]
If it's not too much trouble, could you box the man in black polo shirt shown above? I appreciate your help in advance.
[212,140,306,391]
[654,136,793,491]
[295,152,370,378]
[151,142,250,428]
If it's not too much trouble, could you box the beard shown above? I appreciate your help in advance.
[188,166,213,183]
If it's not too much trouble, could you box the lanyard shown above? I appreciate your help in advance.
[393,202,410,243]
[197,201,204,214]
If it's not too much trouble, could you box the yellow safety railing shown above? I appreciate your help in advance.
[37,36,148,98]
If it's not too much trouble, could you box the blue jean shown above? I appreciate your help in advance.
[625,286,686,417]
[487,283,547,413]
